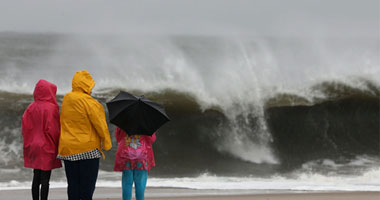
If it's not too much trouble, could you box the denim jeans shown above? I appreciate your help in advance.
[122,169,148,200]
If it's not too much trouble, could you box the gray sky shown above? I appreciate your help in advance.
[0,0,378,37]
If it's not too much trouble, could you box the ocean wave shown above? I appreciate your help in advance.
[265,79,379,108]
[0,33,379,183]
[0,86,378,174]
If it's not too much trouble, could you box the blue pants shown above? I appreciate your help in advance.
[122,169,148,200]
[64,158,99,200]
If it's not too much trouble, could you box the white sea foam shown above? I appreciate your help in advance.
[1,168,379,191]
[0,127,23,167]
[99,168,380,191]
[301,156,380,172]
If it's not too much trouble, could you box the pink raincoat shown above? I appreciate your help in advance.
[22,79,62,170]
[114,127,156,172]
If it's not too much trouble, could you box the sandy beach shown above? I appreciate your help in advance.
[146,192,380,200]
[0,187,379,200]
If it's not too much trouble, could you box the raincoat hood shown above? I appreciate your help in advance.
[33,79,58,105]
[72,70,95,94]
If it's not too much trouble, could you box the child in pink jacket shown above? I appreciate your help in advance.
[114,127,156,200]
[22,79,62,200]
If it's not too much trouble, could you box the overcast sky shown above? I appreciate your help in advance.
[0,0,378,37]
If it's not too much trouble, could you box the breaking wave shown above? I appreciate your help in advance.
[0,33,378,190]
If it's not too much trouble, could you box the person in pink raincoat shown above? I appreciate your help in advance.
[114,127,156,200]
[22,79,62,200]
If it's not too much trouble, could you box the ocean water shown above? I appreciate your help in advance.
[0,33,379,191]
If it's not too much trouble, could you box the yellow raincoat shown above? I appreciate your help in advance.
[58,70,112,159]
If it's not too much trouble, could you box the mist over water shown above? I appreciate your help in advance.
[1,34,378,97]
[0,33,379,190]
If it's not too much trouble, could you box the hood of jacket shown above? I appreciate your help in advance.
[72,70,95,94]
[33,79,58,105]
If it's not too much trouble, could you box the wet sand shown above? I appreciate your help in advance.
[0,187,378,200]
[147,192,380,200]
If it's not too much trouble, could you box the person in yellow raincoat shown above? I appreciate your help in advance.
[57,70,112,200]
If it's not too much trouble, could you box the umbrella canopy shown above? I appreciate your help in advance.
[106,91,170,136]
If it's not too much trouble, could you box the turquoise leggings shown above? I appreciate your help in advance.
[122,169,148,200]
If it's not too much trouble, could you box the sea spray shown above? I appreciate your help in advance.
[0,33,378,190]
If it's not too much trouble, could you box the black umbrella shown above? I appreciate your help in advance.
[106,91,170,136]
